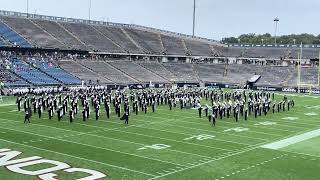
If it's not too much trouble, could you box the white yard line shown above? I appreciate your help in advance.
[0,113,250,151]
[156,111,310,132]
[0,125,186,167]
[0,118,227,160]
[146,126,320,180]
[144,119,269,141]
[261,128,320,150]
[146,114,283,138]
[0,138,156,177]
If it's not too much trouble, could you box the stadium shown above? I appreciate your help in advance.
[0,0,320,179]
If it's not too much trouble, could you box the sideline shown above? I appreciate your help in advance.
[261,128,320,150]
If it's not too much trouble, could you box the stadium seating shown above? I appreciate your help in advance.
[138,62,178,81]
[194,64,226,83]
[0,21,31,48]
[8,58,60,86]
[287,66,318,86]
[161,34,186,55]
[162,63,198,82]
[0,16,65,49]
[108,61,167,83]
[78,60,137,84]
[123,28,163,54]
[60,22,124,53]
[32,19,88,50]
[96,26,143,54]
[225,64,259,84]
[28,59,81,85]
[57,60,114,84]
[0,64,30,87]
[255,66,295,86]
[0,37,5,47]
[184,39,211,56]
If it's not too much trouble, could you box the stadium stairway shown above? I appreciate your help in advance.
[181,39,190,55]
[191,64,201,82]
[158,33,166,54]
[120,27,148,54]
[209,44,217,56]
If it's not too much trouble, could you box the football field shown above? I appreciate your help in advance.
[0,93,319,180]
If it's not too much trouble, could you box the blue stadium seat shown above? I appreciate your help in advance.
[30,59,81,85]
[0,22,32,48]
[9,58,60,86]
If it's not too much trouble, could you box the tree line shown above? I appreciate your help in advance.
[222,33,320,45]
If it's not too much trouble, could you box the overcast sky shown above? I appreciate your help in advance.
[0,0,319,40]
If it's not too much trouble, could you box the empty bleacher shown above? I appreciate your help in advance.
[161,34,186,55]
[162,63,198,82]
[1,16,65,49]
[57,60,113,84]
[224,64,259,84]
[108,61,167,83]
[184,39,211,56]
[138,62,178,81]
[33,19,88,50]
[95,26,143,54]
[255,66,295,86]
[0,20,31,48]
[194,64,226,83]
[124,28,163,54]
[78,60,137,84]
[60,22,123,53]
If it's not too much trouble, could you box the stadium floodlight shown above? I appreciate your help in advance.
[89,0,92,22]
[192,0,196,37]
[26,0,29,17]
[273,17,279,45]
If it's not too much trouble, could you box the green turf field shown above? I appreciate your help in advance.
[0,93,319,180]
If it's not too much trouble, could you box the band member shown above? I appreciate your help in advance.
[69,109,74,123]
[16,96,22,111]
[24,108,31,124]
[198,106,203,118]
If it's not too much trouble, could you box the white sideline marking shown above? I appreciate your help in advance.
[261,128,320,150]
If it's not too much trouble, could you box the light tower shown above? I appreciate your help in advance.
[26,0,29,17]
[192,0,196,37]
[89,0,92,22]
[273,17,279,45]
